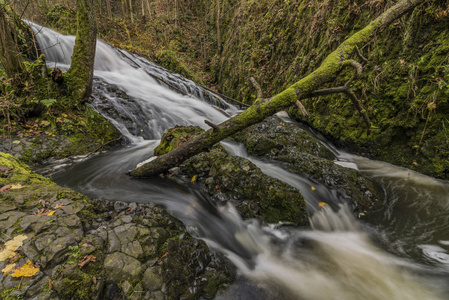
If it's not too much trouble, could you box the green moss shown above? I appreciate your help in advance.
[155,50,193,79]
[1,285,23,300]
[154,126,204,156]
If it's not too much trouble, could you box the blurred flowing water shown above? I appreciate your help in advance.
[31,23,449,299]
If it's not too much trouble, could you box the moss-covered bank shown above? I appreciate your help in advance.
[213,0,449,179]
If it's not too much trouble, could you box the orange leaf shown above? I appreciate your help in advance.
[318,202,328,207]
[35,210,55,216]
[11,261,39,277]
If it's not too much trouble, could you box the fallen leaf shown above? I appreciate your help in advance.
[49,279,53,290]
[35,210,55,216]
[0,249,16,261]
[0,235,28,262]
[55,203,64,209]
[62,113,68,118]
[311,186,316,191]
[191,175,197,182]
[78,255,96,269]
[10,184,24,190]
[11,261,39,277]
[318,202,328,207]
[1,263,16,275]
[0,185,11,192]
[4,235,28,250]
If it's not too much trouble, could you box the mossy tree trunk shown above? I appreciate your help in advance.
[66,0,97,105]
[130,0,425,178]
[0,2,24,80]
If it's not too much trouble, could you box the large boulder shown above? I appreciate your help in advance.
[155,126,309,226]
[232,116,382,214]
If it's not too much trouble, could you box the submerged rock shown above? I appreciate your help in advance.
[0,152,234,299]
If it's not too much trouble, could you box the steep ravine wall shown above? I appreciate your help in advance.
[214,0,449,179]
[17,0,449,179]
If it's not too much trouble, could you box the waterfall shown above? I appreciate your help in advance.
[31,23,448,300]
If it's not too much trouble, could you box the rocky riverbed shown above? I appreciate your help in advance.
[0,116,383,299]
[0,152,234,299]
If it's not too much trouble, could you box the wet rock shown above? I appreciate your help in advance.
[180,151,308,225]
[0,136,71,163]
[107,229,121,253]
[104,252,143,281]
[233,116,382,214]
[122,240,144,259]
[0,152,234,300]
[142,267,163,291]
[233,116,336,160]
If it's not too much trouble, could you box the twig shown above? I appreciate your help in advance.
[211,105,231,117]
[295,100,309,117]
[340,59,363,75]
[198,84,250,108]
[249,77,263,99]
[204,120,219,131]
[311,87,371,134]
[355,47,368,64]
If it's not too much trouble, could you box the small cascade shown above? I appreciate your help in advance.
[31,23,238,142]
[30,23,449,299]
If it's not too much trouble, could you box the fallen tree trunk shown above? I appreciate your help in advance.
[130,0,424,178]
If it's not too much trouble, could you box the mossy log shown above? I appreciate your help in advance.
[130,0,425,178]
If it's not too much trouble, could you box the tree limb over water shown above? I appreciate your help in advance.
[130,0,425,178]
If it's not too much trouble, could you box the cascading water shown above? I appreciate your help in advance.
[31,23,449,299]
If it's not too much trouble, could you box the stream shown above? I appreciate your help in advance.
[31,24,449,299]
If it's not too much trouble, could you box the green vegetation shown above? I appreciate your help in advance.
[7,0,449,177]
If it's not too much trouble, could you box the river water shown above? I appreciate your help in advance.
[31,24,449,299]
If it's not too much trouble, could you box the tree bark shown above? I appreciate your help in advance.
[0,2,24,79]
[130,0,425,178]
[216,0,221,54]
[65,0,97,104]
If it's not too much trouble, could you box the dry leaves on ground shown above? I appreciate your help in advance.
[11,261,40,277]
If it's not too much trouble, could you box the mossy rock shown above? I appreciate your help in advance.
[158,125,309,225]
[180,151,308,225]
[233,116,335,160]
[0,153,235,299]
[232,117,382,214]
[154,125,205,156]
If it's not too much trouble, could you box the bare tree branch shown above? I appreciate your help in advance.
[249,77,263,99]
